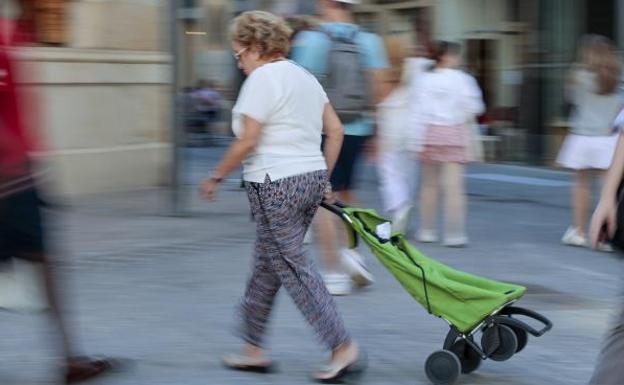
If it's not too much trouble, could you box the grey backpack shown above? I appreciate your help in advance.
[321,28,371,124]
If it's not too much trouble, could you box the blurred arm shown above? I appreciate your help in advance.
[322,103,344,175]
[463,74,486,117]
[406,75,426,153]
[601,134,624,201]
[369,69,387,105]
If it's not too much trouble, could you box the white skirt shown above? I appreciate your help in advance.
[556,133,619,170]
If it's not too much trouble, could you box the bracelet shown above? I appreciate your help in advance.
[324,181,333,194]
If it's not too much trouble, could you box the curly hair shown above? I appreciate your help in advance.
[229,11,293,59]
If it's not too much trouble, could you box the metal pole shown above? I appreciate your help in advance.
[169,0,183,215]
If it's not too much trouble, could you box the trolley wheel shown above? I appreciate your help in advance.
[450,339,482,374]
[510,325,528,353]
[425,350,461,385]
[481,324,518,362]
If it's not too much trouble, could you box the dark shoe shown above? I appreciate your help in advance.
[222,353,276,373]
[65,356,115,384]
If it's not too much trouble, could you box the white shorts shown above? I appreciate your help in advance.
[556,134,618,170]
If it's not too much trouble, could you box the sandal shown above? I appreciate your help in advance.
[313,350,367,383]
[222,353,276,373]
[65,356,115,384]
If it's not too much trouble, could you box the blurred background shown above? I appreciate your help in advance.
[2,0,623,199]
[2,2,624,385]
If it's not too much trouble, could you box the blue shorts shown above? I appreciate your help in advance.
[322,135,368,191]
[0,187,45,263]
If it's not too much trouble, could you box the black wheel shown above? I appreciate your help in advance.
[450,339,482,374]
[481,324,518,362]
[425,350,461,385]
[510,325,528,353]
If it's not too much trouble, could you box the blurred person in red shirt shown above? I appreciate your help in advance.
[0,4,114,383]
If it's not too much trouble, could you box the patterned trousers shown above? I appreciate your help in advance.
[239,170,350,350]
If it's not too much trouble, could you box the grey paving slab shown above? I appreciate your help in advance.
[1,151,622,385]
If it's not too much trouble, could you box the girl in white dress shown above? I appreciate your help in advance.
[376,35,431,233]
[557,35,623,250]
[409,41,485,247]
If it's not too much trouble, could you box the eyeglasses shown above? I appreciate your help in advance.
[233,47,247,61]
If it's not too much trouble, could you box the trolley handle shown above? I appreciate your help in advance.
[498,306,553,337]
[320,200,359,249]
[320,201,346,217]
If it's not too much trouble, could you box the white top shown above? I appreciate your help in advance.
[377,57,433,152]
[407,68,484,151]
[409,68,484,127]
[232,60,329,183]
[568,68,623,136]
[377,85,410,152]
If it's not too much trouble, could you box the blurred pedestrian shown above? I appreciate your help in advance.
[291,0,388,296]
[558,34,622,251]
[192,79,222,125]
[375,34,420,233]
[0,8,114,384]
[410,41,484,247]
[588,114,624,384]
[200,11,365,382]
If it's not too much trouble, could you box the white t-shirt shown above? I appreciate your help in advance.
[407,68,484,152]
[409,68,485,127]
[568,69,623,136]
[232,60,329,183]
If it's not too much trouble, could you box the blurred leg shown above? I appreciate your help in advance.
[442,162,467,242]
[237,231,281,349]
[3,188,113,383]
[314,209,341,273]
[589,293,624,384]
[573,169,591,234]
[419,161,440,237]
[257,173,350,349]
[377,151,412,214]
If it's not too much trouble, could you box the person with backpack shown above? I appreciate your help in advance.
[291,0,388,296]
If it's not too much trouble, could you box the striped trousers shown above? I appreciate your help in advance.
[238,170,350,350]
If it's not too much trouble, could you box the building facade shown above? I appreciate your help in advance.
[3,0,171,197]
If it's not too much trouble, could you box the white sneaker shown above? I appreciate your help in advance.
[340,249,374,288]
[561,227,588,247]
[392,205,412,234]
[444,235,469,248]
[597,242,614,253]
[323,273,351,296]
[417,229,439,243]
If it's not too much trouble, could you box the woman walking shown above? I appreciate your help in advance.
[200,11,364,382]
[410,41,485,247]
[558,34,622,250]
[376,34,429,233]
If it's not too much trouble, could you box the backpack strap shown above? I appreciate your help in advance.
[317,25,362,81]
[319,25,360,43]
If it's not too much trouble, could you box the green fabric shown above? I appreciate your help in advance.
[342,207,526,333]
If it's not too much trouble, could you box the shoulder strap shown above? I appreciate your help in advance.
[318,25,360,43]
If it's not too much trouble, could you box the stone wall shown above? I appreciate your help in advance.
[18,48,171,196]
[10,0,172,196]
